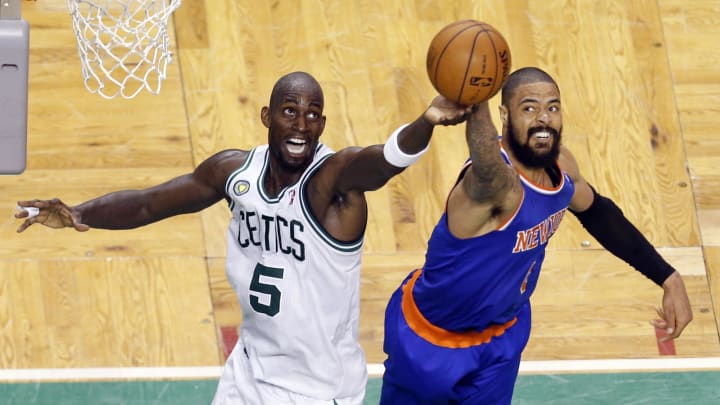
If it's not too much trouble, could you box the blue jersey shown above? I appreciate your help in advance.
[381,149,576,404]
[413,148,575,332]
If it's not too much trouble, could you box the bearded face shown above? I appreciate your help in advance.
[501,81,563,169]
[506,115,562,168]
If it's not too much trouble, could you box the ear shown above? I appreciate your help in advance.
[261,106,271,128]
[498,104,508,126]
[319,115,326,134]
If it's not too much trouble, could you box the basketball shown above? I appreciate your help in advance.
[426,20,512,105]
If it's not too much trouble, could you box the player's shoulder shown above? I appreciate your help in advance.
[195,148,252,184]
[203,148,250,167]
[557,144,581,181]
[330,145,363,158]
[315,145,362,170]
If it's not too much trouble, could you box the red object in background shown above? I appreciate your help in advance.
[655,327,677,355]
[221,326,239,359]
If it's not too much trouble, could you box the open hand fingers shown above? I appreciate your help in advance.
[15,200,43,232]
[15,198,86,232]
[16,218,33,233]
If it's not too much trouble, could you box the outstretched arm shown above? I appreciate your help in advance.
[329,96,475,194]
[561,147,693,341]
[462,102,518,203]
[16,150,243,232]
[444,102,521,238]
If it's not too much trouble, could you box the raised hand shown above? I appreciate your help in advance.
[423,95,478,126]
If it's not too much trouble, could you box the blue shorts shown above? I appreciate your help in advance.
[380,274,532,404]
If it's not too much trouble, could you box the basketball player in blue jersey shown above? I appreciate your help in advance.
[15,71,475,404]
[380,67,693,404]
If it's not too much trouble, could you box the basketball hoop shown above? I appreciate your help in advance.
[67,0,182,99]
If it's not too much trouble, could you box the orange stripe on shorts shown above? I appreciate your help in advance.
[401,269,517,349]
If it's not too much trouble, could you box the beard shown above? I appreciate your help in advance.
[506,116,562,168]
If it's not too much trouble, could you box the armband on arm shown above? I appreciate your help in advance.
[571,186,675,286]
[383,123,430,168]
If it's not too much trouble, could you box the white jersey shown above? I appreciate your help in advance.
[222,144,367,401]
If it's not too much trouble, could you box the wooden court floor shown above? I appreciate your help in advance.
[0,0,719,384]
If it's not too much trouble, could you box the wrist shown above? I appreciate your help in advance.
[662,271,681,289]
[421,110,437,127]
[383,123,429,168]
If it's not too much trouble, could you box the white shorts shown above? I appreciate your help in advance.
[211,342,365,405]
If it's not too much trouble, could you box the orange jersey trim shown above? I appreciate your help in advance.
[495,186,524,231]
[401,269,517,348]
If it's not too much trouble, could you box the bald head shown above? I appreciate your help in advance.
[501,67,559,106]
[269,71,324,111]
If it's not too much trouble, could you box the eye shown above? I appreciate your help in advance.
[549,105,560,112]
[307,111,320,120]
[524,106,536,113]
[283,107,296,116]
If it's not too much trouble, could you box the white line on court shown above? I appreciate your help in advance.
[0,366,223,382]
[2,358,720,381]
[517,357,720,374]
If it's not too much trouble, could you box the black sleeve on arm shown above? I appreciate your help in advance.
[570,186,675,286]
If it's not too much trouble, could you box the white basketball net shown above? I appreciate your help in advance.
[67,0,182,99]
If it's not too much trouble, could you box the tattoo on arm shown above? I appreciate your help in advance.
[463,108,514,201]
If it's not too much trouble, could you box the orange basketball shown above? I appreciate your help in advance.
[426,20,512,105]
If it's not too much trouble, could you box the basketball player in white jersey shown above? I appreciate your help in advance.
[15,71,475,404]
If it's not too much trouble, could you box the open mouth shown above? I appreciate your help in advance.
[286,137,307,154]
[526,133,554,156]
[530,130,555,148]
[532,131,552,141]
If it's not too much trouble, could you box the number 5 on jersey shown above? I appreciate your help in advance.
[249,263,284,316]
